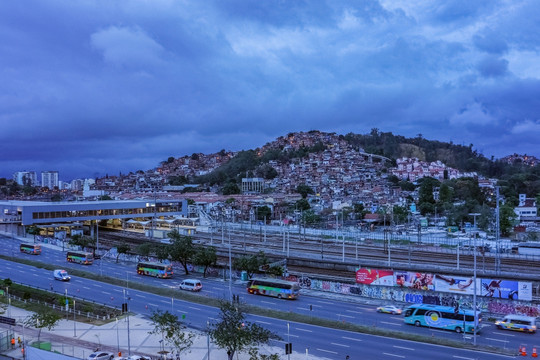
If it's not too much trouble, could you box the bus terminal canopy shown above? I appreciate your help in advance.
[125,219,152,226]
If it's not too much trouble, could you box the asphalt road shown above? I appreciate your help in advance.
[0,235,528,359]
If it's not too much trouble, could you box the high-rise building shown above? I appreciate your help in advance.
[13,171,37,186]
[41,171,59,189]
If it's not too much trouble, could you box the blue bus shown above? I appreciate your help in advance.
[404,304,481,333]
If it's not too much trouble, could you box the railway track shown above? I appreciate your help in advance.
[96,228,539,277]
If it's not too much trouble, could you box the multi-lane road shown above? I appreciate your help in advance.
[0,234,527,359]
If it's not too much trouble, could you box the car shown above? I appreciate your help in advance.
[87,351,114,360]
[53,269,71,281]
[179,279,202,292]
[376,305,402,315]
[128,356,152,360]
[495,315,537,333]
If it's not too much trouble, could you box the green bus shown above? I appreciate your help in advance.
[66,251,94,265]
[404,304,481,333]
[20,243,41,255]
[136,262,173,278]
[247,278,300,300]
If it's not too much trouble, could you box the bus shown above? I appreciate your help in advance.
[20,243,41,255]
[247,278,300,300]
[136,262,173,278]
[66,251,94,265]
[404,304,481,333]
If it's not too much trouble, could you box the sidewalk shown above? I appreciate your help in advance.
[1,306,329,360]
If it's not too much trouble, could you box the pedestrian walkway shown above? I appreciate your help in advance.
[1,306,329,360]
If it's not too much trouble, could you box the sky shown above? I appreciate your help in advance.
[1,1,540,181]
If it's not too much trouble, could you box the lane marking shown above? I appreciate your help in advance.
[452,356,474,360]
[134,294,145,298]
[261,301,274,305]
[188,306,201,310]
[256,320,271,325]
[316,349,338,355]
[345,309,364,314]
[491,332,515,337]
[393,346,414,351]
[339,314,355,319]
[330,342,349,348]
[381,321,401,326]
[383,353,405,358]
[294,328,312,333]
[342,336,362,342]
[485,338,509,343]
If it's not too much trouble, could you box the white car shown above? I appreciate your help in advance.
[87,352,114,360]
[53,269,71,281]
[128,356,152,360]
[180,279,202,292]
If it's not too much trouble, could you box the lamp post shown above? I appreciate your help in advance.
[116,318,120,355]
[73,299,76,337]
[228,228,233,303]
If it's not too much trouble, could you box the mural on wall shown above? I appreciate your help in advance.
[434,275,478,295]
[395,272,434,291]
[356,268,394,286]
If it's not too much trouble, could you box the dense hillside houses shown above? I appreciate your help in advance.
[391,157,477,182]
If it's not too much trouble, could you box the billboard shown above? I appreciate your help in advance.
[395,272,434,291]
[480,279,526,300]
[356,268,394,286]
[434,274,480,295]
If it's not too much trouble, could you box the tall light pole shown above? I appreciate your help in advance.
[473,235,477,346]
[228,227,232,303]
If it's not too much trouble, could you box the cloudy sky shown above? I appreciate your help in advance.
[1,1,540,181]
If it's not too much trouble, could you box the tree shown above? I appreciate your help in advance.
[222,181,240,195]
[26,225,40,243]
[296,184,314,199]
[136,243,153,260]
[208,300,280,360]
[98,194,113,200]
[69,234,96,253]
[116,242,131,263]
[168,230,195,275]
[233,251,268,279]
[255,206,272,221]
[24,307,62,343]
[155,244,171,263]
[193,246,217,278]
[499,204,517,236]
[295,198,310,211]
[149,310,194,359]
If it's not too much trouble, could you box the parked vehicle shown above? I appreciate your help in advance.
[179,279,202,292]
[495,315,537,333]
[53,269,71,281]
[87,351,114,360]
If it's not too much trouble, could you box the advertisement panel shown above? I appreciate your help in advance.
[395,271,434,291]
[355,268,394,286]
[480,279,520,299]
[434,274,479,295]
[518,282,533,301]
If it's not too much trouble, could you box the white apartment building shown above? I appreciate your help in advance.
[41,171,59,189]
[13,171,38,186]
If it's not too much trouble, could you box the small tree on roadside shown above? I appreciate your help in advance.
[155,244,171,262]
[24,307,62,343]
[208,300,280,360]
[69,234,96,253]
[233,251,268,279]
[193,246,217,278]
[136,243,152,260]
[168,230,195,275]
[149,310,194,359]
[26,225,40,243]
[116,242,131,263]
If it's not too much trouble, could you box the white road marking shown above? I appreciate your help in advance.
[491,332,515,337]
[316,349,338,354]
[134,293,145,298]
[381,321,401,326]
[342,336,362,342]
[383,353,405,358]
[330,342,349,348]
[294,328,312,333]
[261,301,274,305]
[256,320,271,325]
[453,356,474,360]
[188,306,201,310]
[339,314,355,319]
[345,309,364,314]
[485,338,509,343]
[393,346,414,351]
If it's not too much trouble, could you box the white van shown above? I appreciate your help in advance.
[53,269,71,281]
[180,279,202,292]
[495,315,537,333]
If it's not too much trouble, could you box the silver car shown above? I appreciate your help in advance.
[87,352,114,360]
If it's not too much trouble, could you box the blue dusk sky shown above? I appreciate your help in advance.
[1,1,539,181]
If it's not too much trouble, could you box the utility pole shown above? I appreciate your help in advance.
[495,187,501,274]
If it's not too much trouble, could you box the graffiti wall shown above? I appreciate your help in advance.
[286,274,540,317]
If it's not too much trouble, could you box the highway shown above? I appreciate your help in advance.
[0,235,529,359]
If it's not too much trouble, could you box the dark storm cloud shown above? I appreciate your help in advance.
[0,0,539,181]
